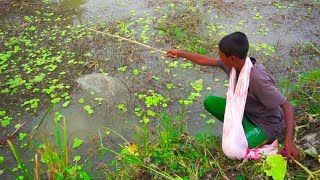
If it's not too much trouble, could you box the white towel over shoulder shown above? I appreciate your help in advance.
[222,57,252,160]
[222,57,278,160]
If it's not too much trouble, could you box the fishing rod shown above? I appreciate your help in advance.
[86,27,167,55]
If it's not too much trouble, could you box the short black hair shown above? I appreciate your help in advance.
[218,32,249,59]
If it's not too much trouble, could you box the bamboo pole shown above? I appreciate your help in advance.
[86,27,167,55]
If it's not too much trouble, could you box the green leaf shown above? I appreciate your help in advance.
[264,154,287,180]
[117,66,127,72]
[200,113,207,118]
[72,138,83,148]
[63,101,70,107]
[0,111,5,117]
[0,156,4,163]
[83,106,94,114]
[141,66,147,71]
[206,119,215,124]
[78,98,85,104]
[105,130,110,135]
[134,69,140,76]
[73,156,81,162]
[18,133,27,141]
[51,98,61,104]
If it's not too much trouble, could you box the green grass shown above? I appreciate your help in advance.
[280,70,320,116]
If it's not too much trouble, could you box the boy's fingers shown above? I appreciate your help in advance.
[167,53,178,58]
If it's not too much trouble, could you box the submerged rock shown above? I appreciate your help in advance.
[298,132,320,158]
[76,73,128,100]
[36,73,130,143]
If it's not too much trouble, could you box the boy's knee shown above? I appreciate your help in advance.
[204,96,215,106]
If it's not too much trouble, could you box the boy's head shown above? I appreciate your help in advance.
[218,32,249,59]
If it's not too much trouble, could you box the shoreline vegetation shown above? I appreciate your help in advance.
[0,0,319,179]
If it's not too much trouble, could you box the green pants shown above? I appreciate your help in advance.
[204,96,268,149]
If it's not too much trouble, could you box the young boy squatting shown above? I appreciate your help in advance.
[167,32,299,161]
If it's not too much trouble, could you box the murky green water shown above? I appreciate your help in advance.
[0,0,319,178]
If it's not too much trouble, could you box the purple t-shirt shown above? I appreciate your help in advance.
[217,57,286,142]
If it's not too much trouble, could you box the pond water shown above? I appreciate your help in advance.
[0,0,319,178]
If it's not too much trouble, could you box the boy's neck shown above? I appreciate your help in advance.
[233,58,246,72]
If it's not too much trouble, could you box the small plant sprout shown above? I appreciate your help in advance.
[73,156,81,162]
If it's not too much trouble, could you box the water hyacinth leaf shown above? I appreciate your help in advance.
[78,98,85,104]
[73,156,81,162]
[141,66,147,71]
[18,133,27,141]
[1,116,12,127]
[166,83,173,89]
[0,156,3,163]
[83,106,94,114]
[72,138,83,148]
[105,130,110,135]
[152,75,160,81]
[147,110,156,117]
[51,98,61,104]
[0,111,5,116]
[15,124,22,129]
[134,69,140,76]
[117,104,127,112]
[200,114,206,118]
[206,119,215,124]
[181,62,193,69]
[117,66,127,72]
[63,101,70,107]
[142,117,150,124]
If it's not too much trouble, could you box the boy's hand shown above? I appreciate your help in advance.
[167,49,179,58]
[285,139,299,162]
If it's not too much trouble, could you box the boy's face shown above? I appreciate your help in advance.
[219,50,233,68]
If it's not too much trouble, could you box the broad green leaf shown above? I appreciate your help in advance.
[264,154,287,180]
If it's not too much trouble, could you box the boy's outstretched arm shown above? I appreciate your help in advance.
[167,49,218,66]
[281,100,299,161]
